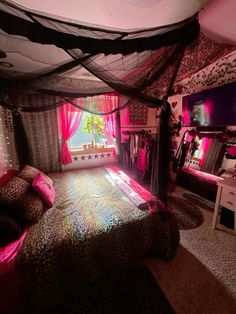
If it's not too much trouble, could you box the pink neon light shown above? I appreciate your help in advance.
[203,98,213,125]
[183,108,190,126]
[182,167,223,184]
[199,138,211,169]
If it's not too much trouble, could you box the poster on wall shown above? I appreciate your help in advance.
[129,101,148,125]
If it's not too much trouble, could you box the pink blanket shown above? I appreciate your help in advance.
[0,228,29,276]
[0,228,29,314]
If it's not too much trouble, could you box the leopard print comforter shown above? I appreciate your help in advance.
[16,167,179,313]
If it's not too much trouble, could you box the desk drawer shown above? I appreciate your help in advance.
[220,187,236,211]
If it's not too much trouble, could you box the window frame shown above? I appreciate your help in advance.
[69,111,115,153]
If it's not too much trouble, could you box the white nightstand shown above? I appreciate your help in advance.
[212,177,236,232]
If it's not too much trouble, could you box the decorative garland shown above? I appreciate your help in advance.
[72,152,113,161]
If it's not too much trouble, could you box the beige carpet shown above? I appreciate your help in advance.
[145,185,236,314]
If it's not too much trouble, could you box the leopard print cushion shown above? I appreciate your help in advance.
[20,189,46,224]
[17,165,40,184]
[0,176,46,225]
[0,176,29,203]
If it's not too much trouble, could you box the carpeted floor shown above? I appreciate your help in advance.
[146,185,236,314]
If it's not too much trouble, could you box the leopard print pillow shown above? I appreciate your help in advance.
[20,189,46,224]
[0,176,29,203]
[0,176,45,225]
[17,165,40,184]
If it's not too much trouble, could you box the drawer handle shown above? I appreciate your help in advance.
[227,201,233,206]
[229,192,235,196]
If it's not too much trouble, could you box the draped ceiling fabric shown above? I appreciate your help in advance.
[0,1,235,112]
[147,32,236,98]
[0,0,199,112]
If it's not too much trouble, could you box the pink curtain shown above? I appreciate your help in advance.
[60,101,85,165]
[103,114,116,139]
[199,138,212,169]
[94,94,118,157]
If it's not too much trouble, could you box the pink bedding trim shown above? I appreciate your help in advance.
[0,227,29,276]
[105,165,167,213]
[182,166,223,184]
[106,165,153,201]
[105,167,148,208]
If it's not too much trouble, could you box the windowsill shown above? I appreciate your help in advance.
[71,145,114,156]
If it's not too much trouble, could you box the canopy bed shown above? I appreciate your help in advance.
[0,1,235,313]
[0,164,179,313]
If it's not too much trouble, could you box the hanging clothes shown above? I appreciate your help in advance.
[137,144,147,178]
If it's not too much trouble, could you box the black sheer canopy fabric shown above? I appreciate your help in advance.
[0,0,200,113]
[0,0,200,203]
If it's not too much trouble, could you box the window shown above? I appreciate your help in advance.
[70,112,114,150]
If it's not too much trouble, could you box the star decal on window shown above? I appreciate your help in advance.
[73,156,79,161]
[94,154,99,159]
[100,153,105,158]
[80,155,86,160]
[88,155,93,160]
[106,153,111,157]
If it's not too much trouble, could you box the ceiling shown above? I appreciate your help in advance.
[11,0,236,44]
[12,0,206,29]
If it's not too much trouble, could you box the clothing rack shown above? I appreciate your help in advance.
[120,130,157,184]
[121,129,157,135]
[121,126,157,128]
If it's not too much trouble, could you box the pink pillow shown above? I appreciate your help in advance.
[0,170,18,187]
[32,173,55,208]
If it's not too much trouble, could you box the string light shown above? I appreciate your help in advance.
[0,129,14,170]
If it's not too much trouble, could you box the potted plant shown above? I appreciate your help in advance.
[82,114,105,148]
